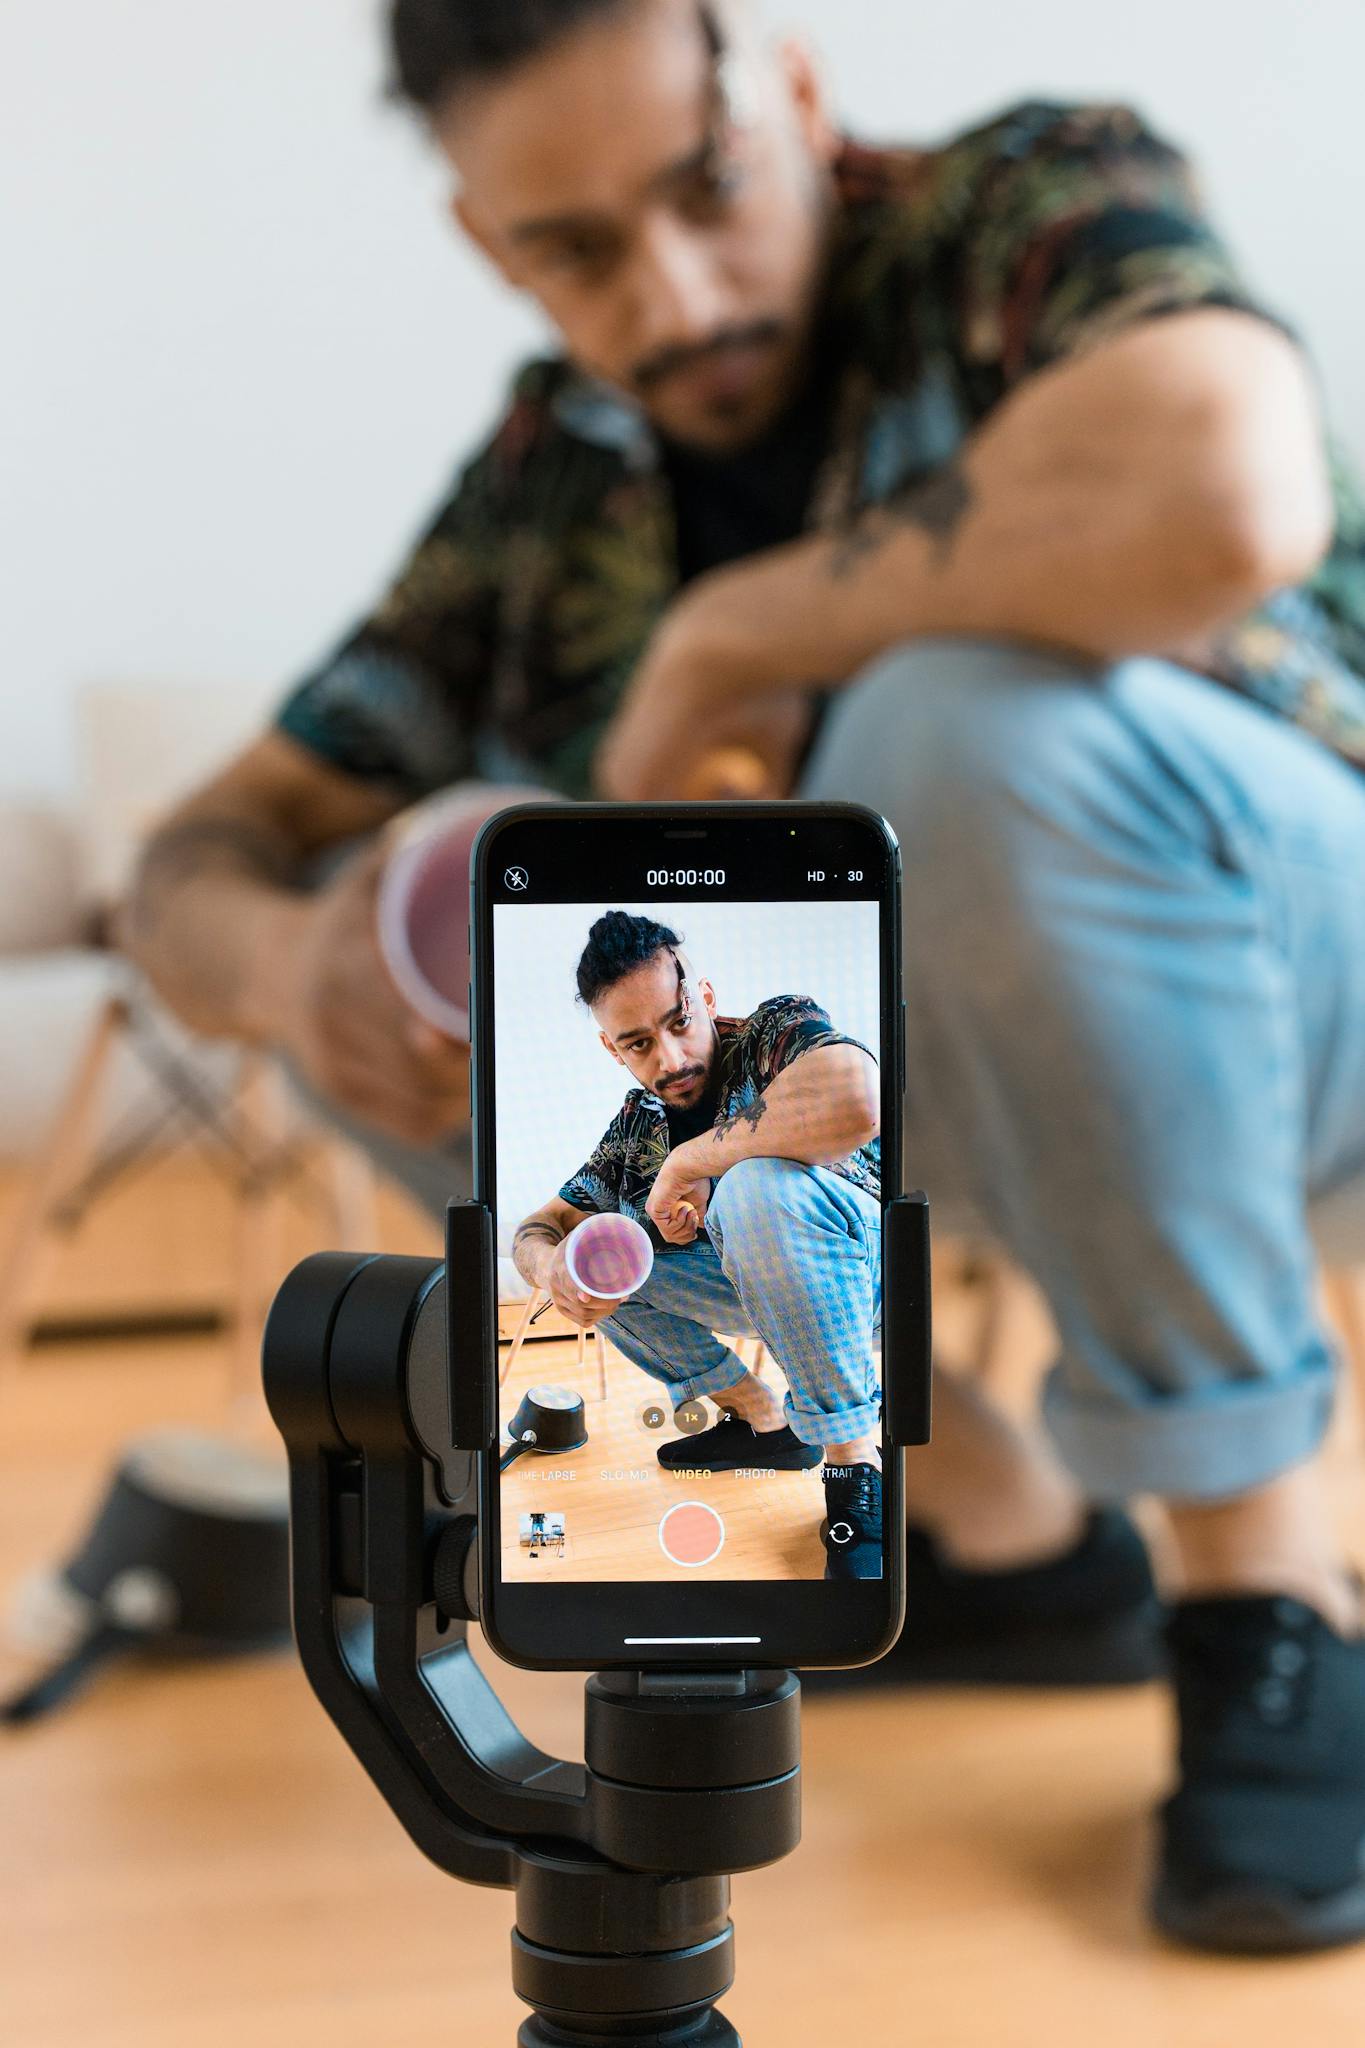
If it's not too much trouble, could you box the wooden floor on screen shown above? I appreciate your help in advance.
[498,1323,830,1581]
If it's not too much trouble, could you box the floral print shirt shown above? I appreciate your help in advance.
[558,995,880,1243]
[276,101,1365,799]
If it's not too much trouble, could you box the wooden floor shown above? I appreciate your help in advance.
[3,1157,1365,2046]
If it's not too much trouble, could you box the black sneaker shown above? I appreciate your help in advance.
[823,1463,883,1580]
[656,1414,822,1472]
[801,1506,1165,1690]
[1154,1592,1365,1954]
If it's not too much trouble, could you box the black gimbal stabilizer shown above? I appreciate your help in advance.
[261,1195,931,2046]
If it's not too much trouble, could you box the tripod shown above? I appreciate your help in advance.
[261,1197,931,2044]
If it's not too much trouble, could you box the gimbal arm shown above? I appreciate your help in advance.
[262,1243,812,1881]
[261,1195,930,2042]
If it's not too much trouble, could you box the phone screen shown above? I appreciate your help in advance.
[475,805,901,1664]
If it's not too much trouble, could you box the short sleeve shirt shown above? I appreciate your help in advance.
[275,101,1365,801]
[557,995,880,1244]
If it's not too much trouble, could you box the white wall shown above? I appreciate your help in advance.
[4,0,1363,804]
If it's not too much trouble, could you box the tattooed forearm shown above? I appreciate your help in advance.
[113,807,311,1042]
[513,1218,565,1285]
[711,1093,769,1144]
[514,1221,564,1248]
[828,456,976,582]
[127,815,298,942]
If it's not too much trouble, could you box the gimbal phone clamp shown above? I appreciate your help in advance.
[261,1195,931,2045]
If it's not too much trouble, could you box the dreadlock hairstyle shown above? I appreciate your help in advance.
[574,910,684,1009]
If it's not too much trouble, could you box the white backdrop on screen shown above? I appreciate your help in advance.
[492,897,881,1248]
[3,1,1362,799]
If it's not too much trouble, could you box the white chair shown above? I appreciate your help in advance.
[494,1250,772,1408]
[0,684,379,1393]
[498,1282,611,1403]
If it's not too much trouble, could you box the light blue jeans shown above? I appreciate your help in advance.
[800,638,1365,1502]
[298,637,1365,1505]
[597,1158,883,1450]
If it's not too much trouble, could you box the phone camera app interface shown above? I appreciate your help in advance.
[492,856,885,1587]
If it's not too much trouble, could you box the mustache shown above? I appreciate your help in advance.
[631,319,787,396]
[657,1066,706,1092]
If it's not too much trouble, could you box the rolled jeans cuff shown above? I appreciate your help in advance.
[1040,1344,1339,1504]
[662,1350,752,1407]
[786,1394,883,1451]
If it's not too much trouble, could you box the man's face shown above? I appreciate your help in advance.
[593,948,719,1104]
[438,0,838,452]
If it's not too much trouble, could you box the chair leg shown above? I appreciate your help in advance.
[499,1289,541,1389]
[230,1051,292,1409]
[0,992,124,1380]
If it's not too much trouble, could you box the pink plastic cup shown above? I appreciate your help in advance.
[564,1213,655,1300]
[375,783,555,1040]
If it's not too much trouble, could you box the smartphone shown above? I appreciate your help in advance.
[470,802,904,1672]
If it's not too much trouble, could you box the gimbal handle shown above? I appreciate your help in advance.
[264,1247,804,1877]
[260,1193,931,2040]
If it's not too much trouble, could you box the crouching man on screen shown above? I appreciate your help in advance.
[512,909,884,1580]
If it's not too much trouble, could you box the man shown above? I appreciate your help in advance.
[122,0,1365,1953]
[513,911,885,1578]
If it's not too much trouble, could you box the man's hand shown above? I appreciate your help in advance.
[543,1240,620,1329]
[593,584,814,802]
[645,1144,714,1246]
[268,838,470,1146]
